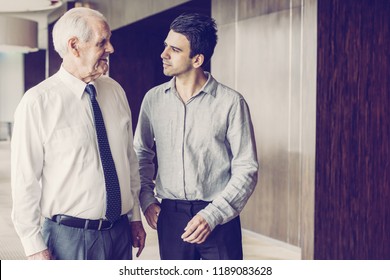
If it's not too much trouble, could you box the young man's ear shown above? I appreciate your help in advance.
[192,54,205,69]
[68,37,80,57]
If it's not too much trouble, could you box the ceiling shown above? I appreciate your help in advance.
[0,0,63,13]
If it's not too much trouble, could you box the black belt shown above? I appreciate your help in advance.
[161,199,210,215]
[162,199,210,207]
[51,214,123,230]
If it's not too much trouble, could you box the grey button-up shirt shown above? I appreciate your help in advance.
[134,72,258,230]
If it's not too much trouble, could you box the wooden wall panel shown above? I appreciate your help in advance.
[315,0,390,259]
[235,8,300,244]
[300,0,317,260]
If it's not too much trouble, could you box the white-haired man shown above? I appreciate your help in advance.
[11,7,145,260]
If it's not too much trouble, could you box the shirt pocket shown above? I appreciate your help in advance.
[44,124,93,165]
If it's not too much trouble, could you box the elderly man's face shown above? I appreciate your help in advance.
[76,17,114,82]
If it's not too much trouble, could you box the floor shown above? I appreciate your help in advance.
[0,140,301,260]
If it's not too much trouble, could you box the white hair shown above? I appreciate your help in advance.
[52,7,108,58]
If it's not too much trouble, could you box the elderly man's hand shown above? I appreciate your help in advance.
[130,221,146,257]
[27,249,53,260]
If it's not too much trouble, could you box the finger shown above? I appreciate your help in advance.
[136,237,145,257]
[145,209,159,229]
[181,226,196,239]
[183,219,194,232]
[181,220,199,239]
[146,211,158,229]
[183,227,203,243]
[146,216,157,229]
[152,211,159,226]
[132,238,140,248]
[183,222,211,243]
[188,230,210,244]
[195,231,211,244]
[182,222,205,242]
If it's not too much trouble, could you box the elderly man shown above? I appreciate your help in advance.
[11,7,146,260]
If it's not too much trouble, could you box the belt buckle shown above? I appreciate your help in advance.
[99,219,114,230]
[104,220,114,230]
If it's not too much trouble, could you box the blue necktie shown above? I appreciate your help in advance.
[85,84,121,223]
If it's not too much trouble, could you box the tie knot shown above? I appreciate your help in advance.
[85,84,96,99]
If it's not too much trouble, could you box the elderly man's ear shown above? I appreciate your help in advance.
[68,37,80,57]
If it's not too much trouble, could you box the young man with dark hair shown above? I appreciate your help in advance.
[134,13,258,260]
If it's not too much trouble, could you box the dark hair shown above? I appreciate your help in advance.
[170,13,218,66]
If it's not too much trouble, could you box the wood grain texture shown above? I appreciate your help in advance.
[315,0,390,259]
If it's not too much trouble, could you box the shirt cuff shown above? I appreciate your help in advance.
[197,206,224,232]
[128,200,142,222]
[140,191,159,213]
[21,232,47,257]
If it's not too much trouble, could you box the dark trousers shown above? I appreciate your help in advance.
[157,199,243,260]
[42,215,132,260]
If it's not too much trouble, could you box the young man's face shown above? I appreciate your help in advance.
[76,18,114,82]
[161,30,195,77]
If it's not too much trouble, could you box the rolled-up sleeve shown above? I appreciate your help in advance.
[198,98,259,230]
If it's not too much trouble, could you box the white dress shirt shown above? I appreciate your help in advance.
[11,66,141,256]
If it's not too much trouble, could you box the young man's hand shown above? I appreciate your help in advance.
[144,203,161,230]
[181,214,211,244]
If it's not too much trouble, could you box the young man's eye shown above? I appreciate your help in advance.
[162,43,180,53]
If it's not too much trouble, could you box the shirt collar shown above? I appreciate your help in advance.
[163,71,218,98]
[57,65,91,99]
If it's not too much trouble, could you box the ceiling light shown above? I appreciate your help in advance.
[0,0,62,12]
[0,16,38,53]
